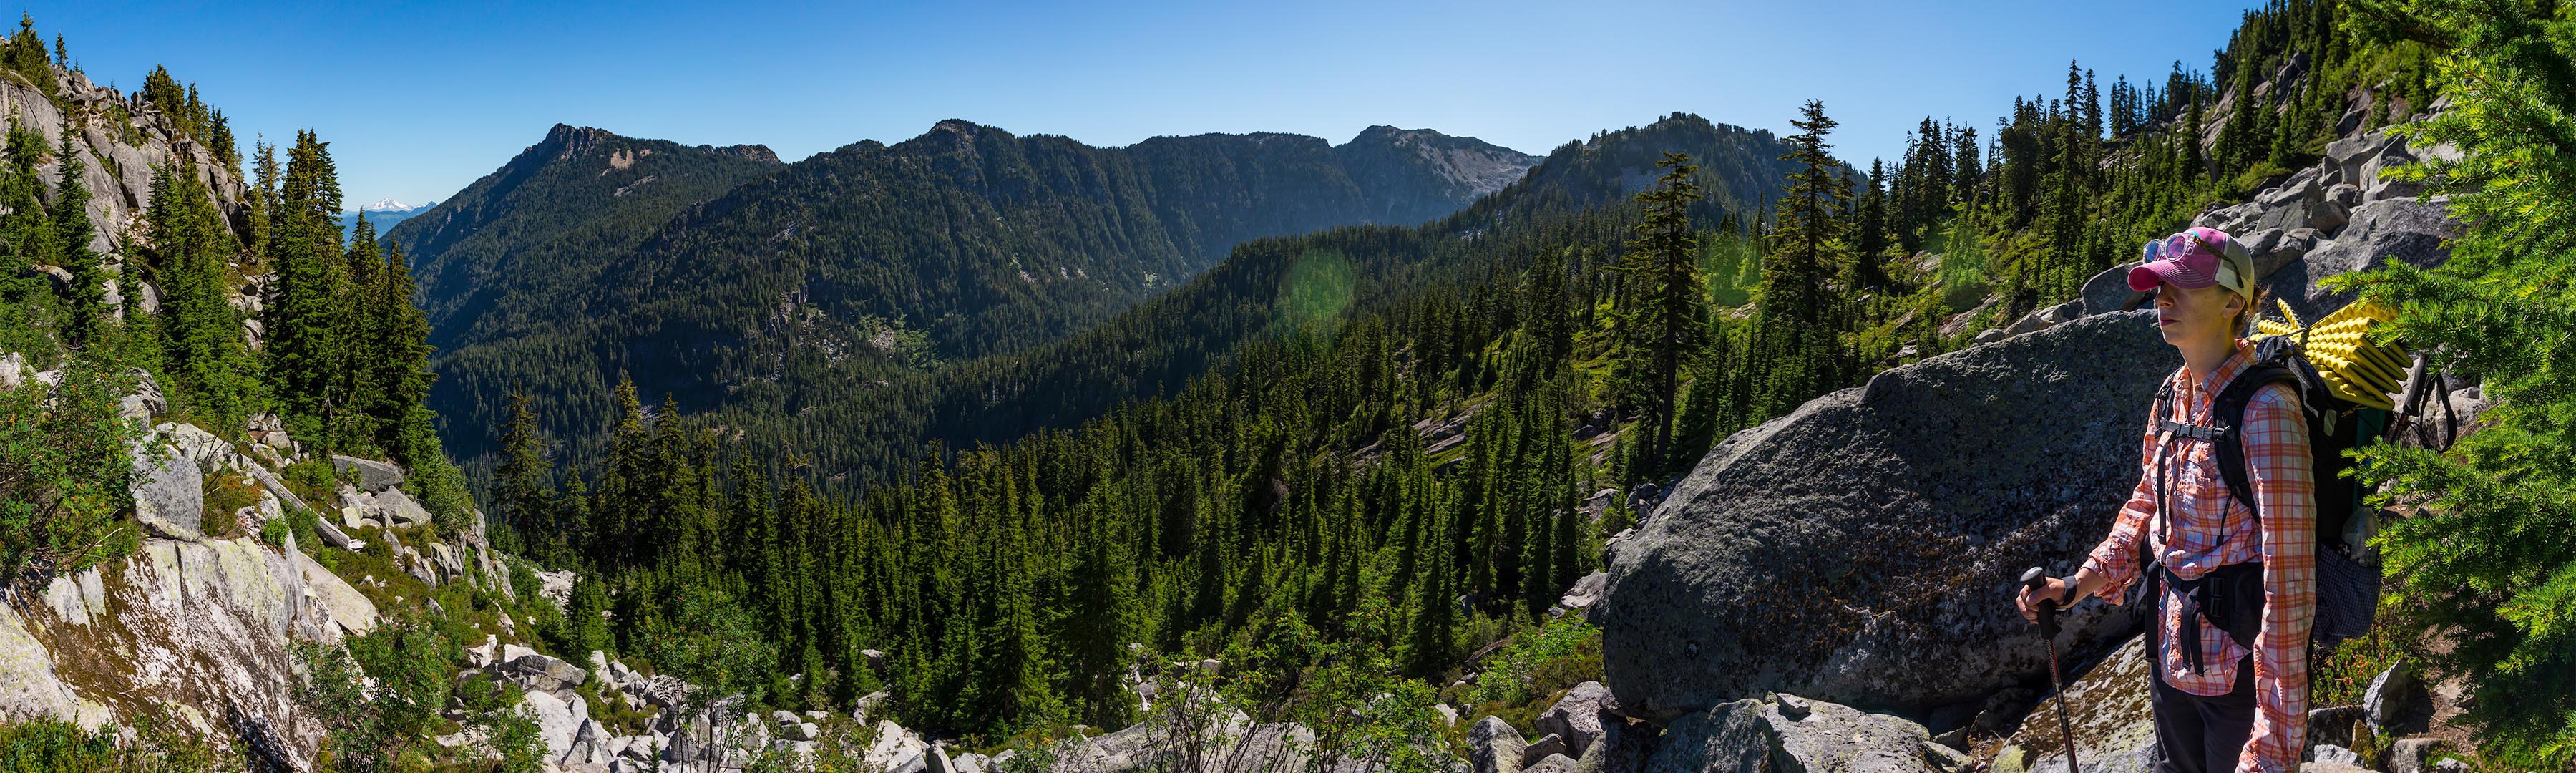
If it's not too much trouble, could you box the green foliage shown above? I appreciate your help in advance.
[0,719,112,772]
[266,130,343,435]
[1461,615,1602,711]
[1605,152,1706,477]
[637,584,776,719]
[282,457,335,502]
[295,610,457,773]
[0,357,138,588]
[547,573,612,661]
[2331,1,2576,766]
[49,120,102,350]
[286,503,321,554]
[0,714,243,773]
[459,682,545,773]
[145,162,258,432]
[0,14,54,97]
[200,471,260,539]
[406,453,477,537]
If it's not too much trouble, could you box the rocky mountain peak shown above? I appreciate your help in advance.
[544,123,621,160]
[1335,125,1538,204]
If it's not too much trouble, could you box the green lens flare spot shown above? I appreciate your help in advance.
[1276,250,1355,331]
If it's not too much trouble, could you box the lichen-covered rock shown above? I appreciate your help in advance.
[1599,311,2166,721]
[130,442,202,540]
[505,651,590,691]
[294,547,378,639]
[1646,693,1971,773]
[1994,636,2156,773]
[0,538,353,771]
[1470,715,1528,773]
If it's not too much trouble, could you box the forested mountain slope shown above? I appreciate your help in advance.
[385,123,784,344]
[400,120,1545,467]
[560,114,1813,487]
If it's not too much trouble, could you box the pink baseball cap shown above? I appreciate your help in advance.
[2127,226,2254,297]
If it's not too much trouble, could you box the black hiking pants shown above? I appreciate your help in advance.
[2146,614,2259,773]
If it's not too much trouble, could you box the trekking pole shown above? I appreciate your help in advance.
[2021,566,2083,773]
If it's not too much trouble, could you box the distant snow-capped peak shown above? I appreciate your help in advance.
[361,198,422,212]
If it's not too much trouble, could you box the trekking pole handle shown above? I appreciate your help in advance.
[2021,566,2064,639]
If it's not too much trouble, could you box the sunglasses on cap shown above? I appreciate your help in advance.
[2140,230,2213,264]
[2139,230,2250,294]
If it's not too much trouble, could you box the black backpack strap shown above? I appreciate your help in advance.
[2209,364,2303,516]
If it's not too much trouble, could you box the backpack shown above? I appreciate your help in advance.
[2141,301,2406,658]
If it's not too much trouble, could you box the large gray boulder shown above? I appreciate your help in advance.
[525,689,582,759]
[1469,715,1528,773]
[130,442,203,540]
[1599,311,2168,721]
[1536,681,1611,759]
[2261,198,2461,321]
[341,485,434,529]
[331,454,405,493]
[1646,694,1972,773]
[505,652,590,691]
[2079,261,2147,317]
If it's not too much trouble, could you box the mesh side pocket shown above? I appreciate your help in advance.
[2313,545,2381,649]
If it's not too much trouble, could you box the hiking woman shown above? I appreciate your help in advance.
[2016,227,2315,773]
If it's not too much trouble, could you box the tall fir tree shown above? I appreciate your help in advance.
[265,130,345,439]
[0,114,51,300]
[495,390,560,563]
[1854,157,1890,290]
[1607,152,1704,478]
[1757,100,1855,419]
[369,239,438,464]
[50,119,102,348]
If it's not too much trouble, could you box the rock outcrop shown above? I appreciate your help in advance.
[1599,311,2169,721]
[1992,636,2157,773]
[1,536,375,772]
[4,66,250,261]
[1645,693,1973,773]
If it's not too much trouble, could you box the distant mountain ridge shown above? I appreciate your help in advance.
[399,113,1804,485]
[391,119,1538,460]
[386,124,786,341]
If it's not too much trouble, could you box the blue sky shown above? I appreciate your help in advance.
[44,1,2258,210]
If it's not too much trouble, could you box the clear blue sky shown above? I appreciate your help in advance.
[42,1,2260,210]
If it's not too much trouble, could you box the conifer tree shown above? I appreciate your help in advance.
[495,390,559,563]
[1854,158,1890,289]
[369,240,438,464]
[335,214,381,445]
[1608,152,1704,477]
[145,164,252,427]
[1757,100,1854,419]
[246,140,275,259]
[2338,1,2576,764]
[266,130,345,437]
[0,115,50,296]
[50,120,102,348]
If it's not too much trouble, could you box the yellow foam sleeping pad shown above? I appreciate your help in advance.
[2252,298,2409,409]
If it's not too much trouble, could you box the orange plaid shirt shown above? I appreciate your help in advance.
[2083,340,2314,773]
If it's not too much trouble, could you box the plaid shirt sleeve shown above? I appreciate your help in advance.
[2235,382,2315,773]
[2082,381,2165,601]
